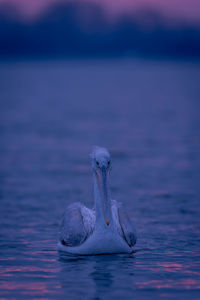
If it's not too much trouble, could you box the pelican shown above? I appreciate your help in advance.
[58,146,137,255]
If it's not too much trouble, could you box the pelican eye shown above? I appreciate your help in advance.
[96,161,99,166]
[108,161,110,165]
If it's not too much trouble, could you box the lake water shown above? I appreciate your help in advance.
[0,59,200,299]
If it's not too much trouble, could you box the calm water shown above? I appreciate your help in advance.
[0,59,200,299]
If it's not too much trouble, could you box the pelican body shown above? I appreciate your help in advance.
[58,147,136,255]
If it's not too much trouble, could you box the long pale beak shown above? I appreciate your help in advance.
[96,167,110,226]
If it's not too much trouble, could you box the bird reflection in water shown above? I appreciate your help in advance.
[58,253,136,299]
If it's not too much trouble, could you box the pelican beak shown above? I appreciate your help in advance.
[96,167,110,226]
[96,170,101,189]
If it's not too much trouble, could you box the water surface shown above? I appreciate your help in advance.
[0,59,200,299]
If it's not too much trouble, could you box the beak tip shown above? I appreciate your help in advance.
[106,220,110,226]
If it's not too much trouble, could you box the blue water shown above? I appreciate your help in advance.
[0,59,200,299]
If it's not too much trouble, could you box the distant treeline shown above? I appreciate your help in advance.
[0,2,200,59]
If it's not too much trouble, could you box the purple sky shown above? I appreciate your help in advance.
[0,0,200,24]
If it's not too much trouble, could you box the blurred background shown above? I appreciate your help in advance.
[0,1,200,300]
[0,0,200,58]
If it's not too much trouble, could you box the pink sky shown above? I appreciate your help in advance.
[0,0,200,24]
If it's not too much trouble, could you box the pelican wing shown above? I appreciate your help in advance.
[112,200,137,247]
[59,202,95,247]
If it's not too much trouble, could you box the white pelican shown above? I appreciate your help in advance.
[58,146,137,255]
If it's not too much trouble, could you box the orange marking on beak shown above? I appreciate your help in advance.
[106,220,110,226]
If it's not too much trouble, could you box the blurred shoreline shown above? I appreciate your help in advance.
[0,56,200,65]
[1,2,200,60]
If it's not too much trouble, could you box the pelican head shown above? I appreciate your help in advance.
[91,146,112,226]
[91,146,111,171]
